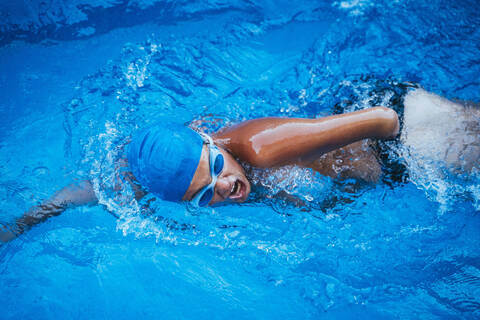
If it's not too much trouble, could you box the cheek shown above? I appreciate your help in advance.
[223,157,244,178]
[210,192,227,205]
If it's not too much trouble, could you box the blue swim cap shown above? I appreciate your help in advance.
[127,122,204,202]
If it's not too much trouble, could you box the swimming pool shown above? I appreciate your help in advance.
[1,0,479,318]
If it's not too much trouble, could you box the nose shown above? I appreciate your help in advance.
[214,177,231,199]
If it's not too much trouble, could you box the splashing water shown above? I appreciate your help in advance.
[57,15,479,253]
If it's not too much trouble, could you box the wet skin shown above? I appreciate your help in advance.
[182,143,251,205]
[214,107,399,168]
[183,106,399,205]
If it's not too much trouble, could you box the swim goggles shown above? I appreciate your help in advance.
[190,133,225,207]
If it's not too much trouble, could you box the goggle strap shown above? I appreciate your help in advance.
[198,132,214,146]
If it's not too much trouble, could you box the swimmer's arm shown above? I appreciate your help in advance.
[0,180,97,243]
[213,107,399,167]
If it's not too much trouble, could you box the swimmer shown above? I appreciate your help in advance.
[1,88,478,242]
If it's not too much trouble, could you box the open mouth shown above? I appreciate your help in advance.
[228,179,247,201]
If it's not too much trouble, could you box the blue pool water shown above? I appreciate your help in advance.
[1,0,480,319]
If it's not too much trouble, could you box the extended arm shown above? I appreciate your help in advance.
[0,170,148,243]
[0,180,97,243]
[213,107,399,167]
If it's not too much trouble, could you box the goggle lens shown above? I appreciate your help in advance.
[213,153,224,175]
[199,188,213,207]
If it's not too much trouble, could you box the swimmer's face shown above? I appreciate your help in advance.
[183,143,251,206]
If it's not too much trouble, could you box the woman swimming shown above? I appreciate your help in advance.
[1,88,478,242]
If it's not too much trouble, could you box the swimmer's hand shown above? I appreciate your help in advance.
[0,224,16,243]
